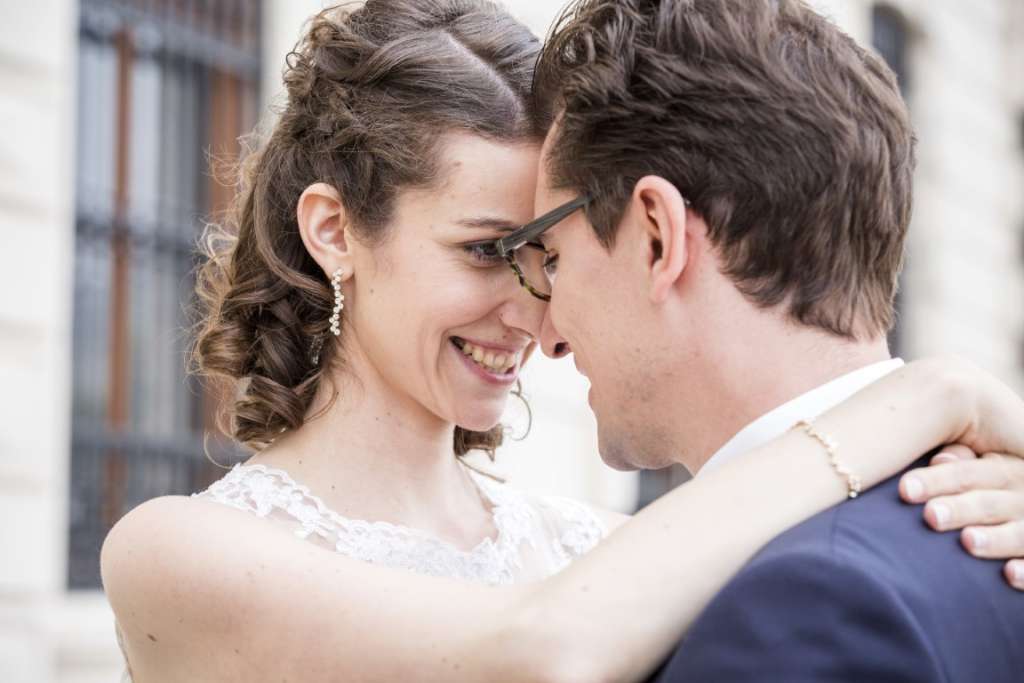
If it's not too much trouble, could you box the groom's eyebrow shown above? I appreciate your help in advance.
[457,217,520,232]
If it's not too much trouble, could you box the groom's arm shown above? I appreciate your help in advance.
[650,550,944,683]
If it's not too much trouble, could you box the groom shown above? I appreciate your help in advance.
[524,0,1024,680]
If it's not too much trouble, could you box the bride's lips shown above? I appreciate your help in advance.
[450,337,522,386]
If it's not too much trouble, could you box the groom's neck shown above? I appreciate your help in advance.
[679,327,892,475]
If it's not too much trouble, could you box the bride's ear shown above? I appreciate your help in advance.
[296,182,355,281]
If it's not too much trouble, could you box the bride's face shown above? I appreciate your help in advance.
[346,133,545,431]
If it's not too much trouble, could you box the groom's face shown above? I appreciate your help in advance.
[532,132,680,472]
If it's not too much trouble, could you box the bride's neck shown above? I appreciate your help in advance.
[249,354,482,533]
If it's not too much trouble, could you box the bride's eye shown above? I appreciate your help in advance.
[463,241,504,265]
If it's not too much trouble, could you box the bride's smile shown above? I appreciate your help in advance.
[450,336,527,381]
[323,132,544,434]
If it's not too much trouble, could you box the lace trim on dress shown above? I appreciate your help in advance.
[535,494,607,568]
[117,463,607,683]
[191,463,547,585]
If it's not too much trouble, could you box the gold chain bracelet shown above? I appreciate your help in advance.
[793,419,863,499]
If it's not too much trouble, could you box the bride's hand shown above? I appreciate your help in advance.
[936,355,1024,457]
[899,444,1024,591]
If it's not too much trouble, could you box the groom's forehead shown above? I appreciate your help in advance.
[536,126,557,188]
[533,126,565,211]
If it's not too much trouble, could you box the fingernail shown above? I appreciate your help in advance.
[932,453,958,465]
[966,528,988,550]
[903,476,924,501]
[931,503,950,528]
[1007,565,1024,589]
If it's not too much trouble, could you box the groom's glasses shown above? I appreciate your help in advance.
[485,195,592,302]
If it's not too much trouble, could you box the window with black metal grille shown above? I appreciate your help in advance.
[68,0,261,590]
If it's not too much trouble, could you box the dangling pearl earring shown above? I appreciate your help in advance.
[309,267,346,366]
[329,267,345,336]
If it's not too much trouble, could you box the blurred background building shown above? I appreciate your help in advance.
[0,0,1021,680]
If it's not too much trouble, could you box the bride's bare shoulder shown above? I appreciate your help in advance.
[103,493,220,564]
[100,494,322,679]
[98,493,522,682]
[101,495,254,611]
[101,493,297,615]
[102,494,242,583]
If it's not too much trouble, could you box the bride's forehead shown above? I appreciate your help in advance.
[433,134,539,184]
[393,135,540,220]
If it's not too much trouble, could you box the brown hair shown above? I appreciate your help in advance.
[534,0,916,340]
[189,0,541,455]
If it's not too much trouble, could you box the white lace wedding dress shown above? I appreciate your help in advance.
[115,461,608,681]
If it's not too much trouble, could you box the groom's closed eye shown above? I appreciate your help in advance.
[542,251,559,278]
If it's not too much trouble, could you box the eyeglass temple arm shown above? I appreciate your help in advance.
[497,196,592,255]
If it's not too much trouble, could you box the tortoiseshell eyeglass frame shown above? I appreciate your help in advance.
[491,195,593,302]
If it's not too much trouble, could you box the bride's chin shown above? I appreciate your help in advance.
[453,409,504,434]
[448,397,509,433]
[457,418,502,433]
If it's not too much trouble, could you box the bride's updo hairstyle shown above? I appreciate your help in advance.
[189,0,541,456]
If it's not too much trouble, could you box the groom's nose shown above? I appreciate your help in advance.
[540,308,572,359]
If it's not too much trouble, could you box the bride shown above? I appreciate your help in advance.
[101,1,1024,681]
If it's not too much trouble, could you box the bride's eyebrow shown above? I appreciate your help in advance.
[456,217,520,233]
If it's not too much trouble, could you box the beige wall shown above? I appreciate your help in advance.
[885,0,1024,396]
[0,0,81,679]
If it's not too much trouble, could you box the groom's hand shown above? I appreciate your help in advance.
[899,444,1024,591]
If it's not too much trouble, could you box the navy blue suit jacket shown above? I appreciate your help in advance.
[648,456,1024,682]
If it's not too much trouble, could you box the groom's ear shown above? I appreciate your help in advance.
[632,176,690,304]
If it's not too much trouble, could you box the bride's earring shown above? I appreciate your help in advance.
[309,267,346,365]
[329,267,345,337]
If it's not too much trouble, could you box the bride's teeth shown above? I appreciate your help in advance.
[458,340,518,373]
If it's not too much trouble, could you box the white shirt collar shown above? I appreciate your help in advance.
[700,358,906,475]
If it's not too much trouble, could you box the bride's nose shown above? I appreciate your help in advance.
[497,281,548,340]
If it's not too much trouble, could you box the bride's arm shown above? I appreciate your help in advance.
[525,356,1024,682]
[101,356,1023,683]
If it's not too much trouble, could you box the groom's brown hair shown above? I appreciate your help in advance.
[533,0,916,340]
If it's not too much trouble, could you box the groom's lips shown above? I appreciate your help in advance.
[573,358,595,405]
